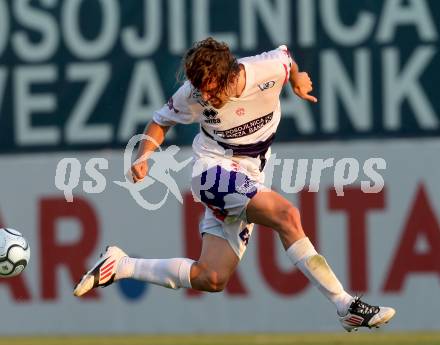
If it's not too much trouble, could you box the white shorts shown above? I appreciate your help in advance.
[191,161,264,259]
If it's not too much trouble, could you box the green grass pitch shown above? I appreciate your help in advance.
[0,333,439,345]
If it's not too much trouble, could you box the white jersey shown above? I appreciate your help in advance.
[153,45,293,181]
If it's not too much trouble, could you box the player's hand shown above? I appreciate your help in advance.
[130,159,149,183]
[291,72,318,103]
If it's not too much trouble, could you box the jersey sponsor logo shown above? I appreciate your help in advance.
[214,112,273,139]
[258,80,275,91]
[203,108,221,124]
[235,107,245,116]
[167,97,179,113]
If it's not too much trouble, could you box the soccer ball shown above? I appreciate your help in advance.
[0,228,30,278]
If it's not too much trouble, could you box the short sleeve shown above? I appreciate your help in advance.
[153,81,199,126]
[276,45,294,84]
[277,45,294,67]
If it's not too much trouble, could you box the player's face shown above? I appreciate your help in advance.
[200,80,231,109]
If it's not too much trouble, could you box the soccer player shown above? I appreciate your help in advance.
[73,37,395,331]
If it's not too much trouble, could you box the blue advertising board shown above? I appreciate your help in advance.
[0,0,439,153]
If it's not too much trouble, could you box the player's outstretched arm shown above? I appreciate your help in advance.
[289,60,318,103]
[131,120,170,183]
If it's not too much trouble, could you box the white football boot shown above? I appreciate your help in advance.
[339,297,396,332]
[73,246,128,297]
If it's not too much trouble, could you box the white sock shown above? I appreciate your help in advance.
[116,257,194,290]
[115,257,136,280]
[286,237,353,316]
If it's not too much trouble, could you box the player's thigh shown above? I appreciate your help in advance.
[246,189,301,229]
[192,233,239,281]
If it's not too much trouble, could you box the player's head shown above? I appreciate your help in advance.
[182,37,240,108]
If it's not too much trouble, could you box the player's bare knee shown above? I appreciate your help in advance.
[193,263,228,292]
[204,269,228,292]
